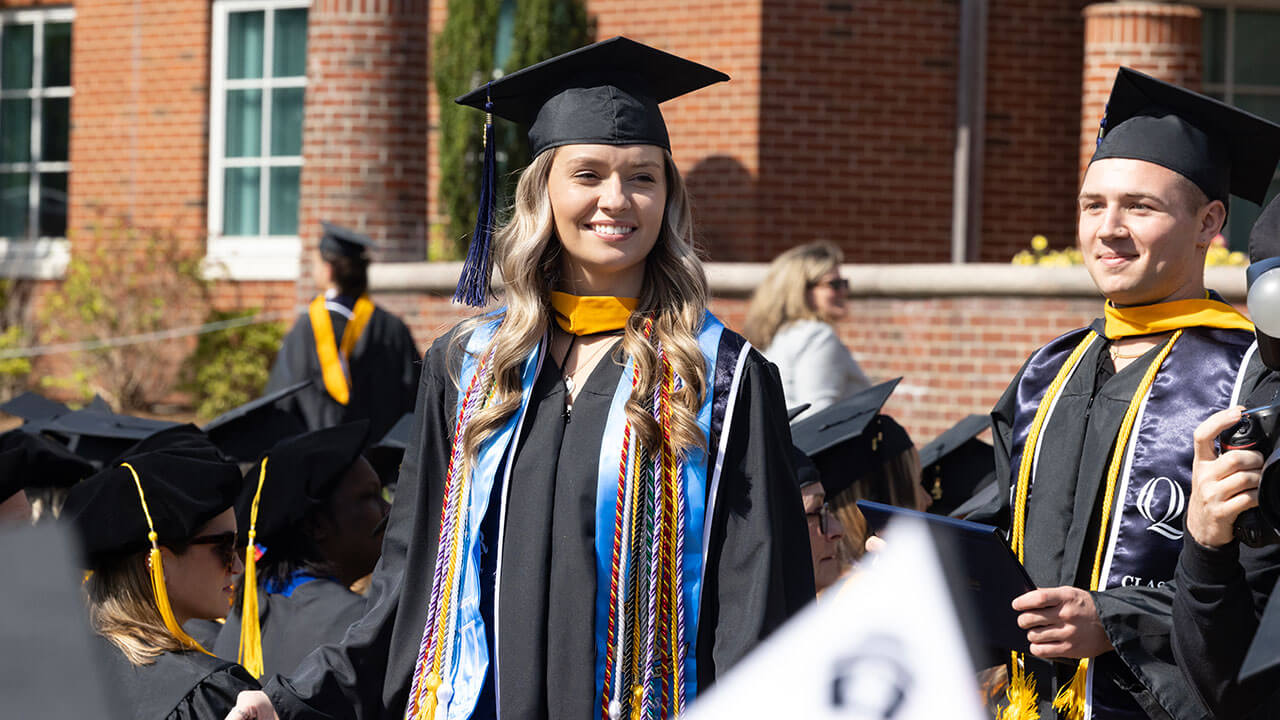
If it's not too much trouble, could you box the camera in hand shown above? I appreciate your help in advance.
[1218,401,1280,547]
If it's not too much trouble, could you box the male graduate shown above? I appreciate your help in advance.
[267,222,420,440]
[967,68,1280,719]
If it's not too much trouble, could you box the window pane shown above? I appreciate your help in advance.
[41,97,69,162]
[271,88,304,156]
[268,166,300,235]
[223,167,261,236]
[273,8,308,78]
[1226,177,1280,253]
[0,98,32,163]
[1236,94,1280,125]
[38,171,67,238]
[43,22,72,87]
[1,24,33,89]
[1202,7,1226,86]
[0,172,29,238]
[227,11,265,80]
[1235,11,1280,86]
[226,89,263,157]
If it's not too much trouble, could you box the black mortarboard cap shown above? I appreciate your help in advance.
[241,420,369,543]
[0,428,94,502]
[61,445,242,565]
[790,444,822,489]
[38,410,181,469]
[918,414,996,517]
[456,36,729,157]
[365,412,413,486]
[1092,67,1280,205]
[319,221,376,260]
[450,36,728,307]
[786,403,811,423]
[1250,194,1280,265]
[203,380,310,463]
[791,379,914,496]
[107,423,224,467]
[0,524,124,719]
[0,391,69,421]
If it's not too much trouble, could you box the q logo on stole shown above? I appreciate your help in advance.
[1136,476,1186,540]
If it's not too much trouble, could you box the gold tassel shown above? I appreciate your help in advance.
[421,671,442,720]
[998,657,1041,720]
[238,458,269,678]
[123,462,212,655]
[1053,660,1089,720]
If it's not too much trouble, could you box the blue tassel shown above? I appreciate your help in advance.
[454,91,498,307]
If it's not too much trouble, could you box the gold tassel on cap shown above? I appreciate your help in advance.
[238,457,269,678]
[121,462,212,655]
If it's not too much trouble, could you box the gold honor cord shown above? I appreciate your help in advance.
[238,457,269,678]
[309,294,376,405]
[121,462,213,656]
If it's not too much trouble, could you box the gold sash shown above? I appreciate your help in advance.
[308,293,374,405]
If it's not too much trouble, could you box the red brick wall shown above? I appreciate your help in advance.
[296,0,430,302]
[1079,2,1202,183]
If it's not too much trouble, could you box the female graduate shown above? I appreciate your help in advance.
[226,36,813,720]
[62,444,260,719]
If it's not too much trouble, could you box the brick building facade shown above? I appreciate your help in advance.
[1,0,1276,438]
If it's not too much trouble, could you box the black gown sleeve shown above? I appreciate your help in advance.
[696,352,815,690]
[265,331,456,719]
[167,665,260,720]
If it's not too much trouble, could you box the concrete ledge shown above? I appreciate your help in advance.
[371,261,1248,301]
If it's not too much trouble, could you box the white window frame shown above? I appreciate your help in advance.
[206,0,309,281]
[0,6,74,279]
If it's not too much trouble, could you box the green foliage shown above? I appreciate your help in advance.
[431,0,591,259]
[0,326,31,390]
[182,309,287,420]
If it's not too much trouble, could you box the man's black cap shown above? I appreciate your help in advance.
[319,221,377,260]
[791,379,914,496]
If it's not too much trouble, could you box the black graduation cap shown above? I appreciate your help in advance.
[1251,194,1280,265]
[791,379,914,496]
[1092,67,1280,206]
[107,423,224,467]
[0,524,125,718]
[36,409,181,469]
[917,414,996,517]
[450,36,728,307]
[786,403,811,423]
[365,411,413,486]
[60,445,242,566]
[240,420,370,544]
[790,444,822,489]
[0,391,69,421]
[0,428,94,503]
[202,380,311,463]
[319,220,376,259]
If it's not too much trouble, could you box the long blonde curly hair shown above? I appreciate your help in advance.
[742,240,843,348]
[454,147,708,468]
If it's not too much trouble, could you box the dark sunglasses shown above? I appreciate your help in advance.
[809,277,849,293]
[805,504,837,535]
[187,531,237,569]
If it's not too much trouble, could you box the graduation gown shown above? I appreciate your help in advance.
[93,633,260,720]
[212,578,368,681]
[970,318,1256,720]
[1170,354,1280,718]
[266,301,420,441]
[264,323,815,719]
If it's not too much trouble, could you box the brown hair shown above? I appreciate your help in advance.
[827,446,922,564]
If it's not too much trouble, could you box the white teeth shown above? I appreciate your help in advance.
[590,224,633,236]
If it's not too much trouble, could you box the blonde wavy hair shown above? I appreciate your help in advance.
[86,551,186,666]
[741,240,843,348]
[454,147,708,468]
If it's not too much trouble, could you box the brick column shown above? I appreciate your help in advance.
[296,0,430,302]
[1079,2,1202,183]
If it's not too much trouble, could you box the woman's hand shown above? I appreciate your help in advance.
[225,691,279,720]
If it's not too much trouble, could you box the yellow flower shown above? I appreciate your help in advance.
[1228,251,1247,266]
[1031,234,1049,252]
[1012,250,1035,265]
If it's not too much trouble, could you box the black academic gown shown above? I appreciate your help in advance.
[212,579,368,681]
[266,302,420,441]
[1170,354,1280,719]
[971,321,1264,720]
[93,633,260,720]
[264,325,814,719]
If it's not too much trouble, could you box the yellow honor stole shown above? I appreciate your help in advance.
[1002,294,1252,720]
[308,293,375,405]
[550,291,638,335]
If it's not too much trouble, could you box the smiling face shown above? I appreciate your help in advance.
[160,508,242,624]
[1077,158,1224,307]
[547,144,668,297]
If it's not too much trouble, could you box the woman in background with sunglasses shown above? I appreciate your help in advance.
[61,444,260,719]
[743,241,872,419]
